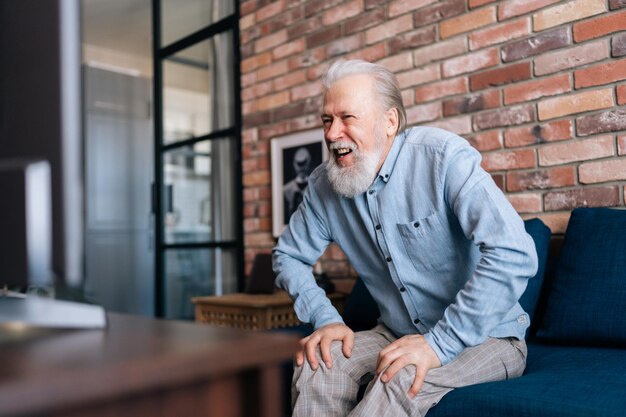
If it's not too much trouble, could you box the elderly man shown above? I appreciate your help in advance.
[272,59,537,417]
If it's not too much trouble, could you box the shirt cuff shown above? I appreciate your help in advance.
[312,307,344,330]
[424,328,466,366]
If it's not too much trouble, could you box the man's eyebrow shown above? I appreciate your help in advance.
[321,111,351,117]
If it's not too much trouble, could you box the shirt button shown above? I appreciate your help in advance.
[386,257,392,262]
[375,224,381,230]
[414,318,420,324]
[413,222,420,228]
[399,287,406,292]
[368,189,374,195]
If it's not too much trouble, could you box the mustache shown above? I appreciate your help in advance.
[328,141,357,151]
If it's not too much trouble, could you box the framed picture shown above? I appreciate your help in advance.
[271,129,327,237]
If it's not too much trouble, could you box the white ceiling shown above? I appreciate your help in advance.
[82,0,152,59]
[81,0,230,60]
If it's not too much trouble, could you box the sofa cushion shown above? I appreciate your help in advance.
[518,218,551,325]
[428,342,626,417]
[342,277,380,331]
[536,207,626,345]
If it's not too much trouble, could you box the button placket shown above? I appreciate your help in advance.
[367,181,420,328]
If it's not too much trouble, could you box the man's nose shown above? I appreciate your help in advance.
[325,119,344,141]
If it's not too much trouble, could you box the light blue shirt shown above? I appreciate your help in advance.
[273,127,538,365]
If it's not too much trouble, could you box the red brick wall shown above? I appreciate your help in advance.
[239,0,626,277]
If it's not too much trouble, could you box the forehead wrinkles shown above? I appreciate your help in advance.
[322,75,378,114]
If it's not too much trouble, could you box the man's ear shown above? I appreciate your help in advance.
[385,107,399,138]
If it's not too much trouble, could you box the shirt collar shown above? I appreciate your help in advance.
[377,130,406,183]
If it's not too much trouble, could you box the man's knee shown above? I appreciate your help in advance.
[295,340,351,378]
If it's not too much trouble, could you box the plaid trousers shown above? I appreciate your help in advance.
[292,324,527,417]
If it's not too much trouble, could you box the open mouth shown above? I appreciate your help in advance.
[334,147,353,159]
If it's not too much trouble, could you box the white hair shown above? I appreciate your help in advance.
[322,59,407,134]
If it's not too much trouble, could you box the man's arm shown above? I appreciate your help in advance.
[273,174,343,329]
[423,137,538,365]
[273,172,354,368]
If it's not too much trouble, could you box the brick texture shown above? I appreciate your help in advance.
[240,0,626,276]
[469,17,530,50]
[573,9,626,42]
[443,90,500,116]
[574,58,626,88]
[506,166,576,191]
[534,40,609,76]
[508,193,542,213]
[465,130,503,151]
[504,120,573,147]
[614,33,626,57]
[498,0,561,20]
[473,104,535,130]
[537,88,614,120]
[469,0,497,8]
[406,102,442,124]
[414,36,467,65]
[502,27,571,62]
[618,84,626,105]
[503,73,570,105]
[544,186,620,211]
[470,62,532,91]
[610,0,626,9]
[481,149,536,171]
[414,0,465,26]
[443,48,499,77]
[579,158,626,183]
[414,77,468,103]
[440,7,496,39]
[576,109,626,135]
[389,0,437,17]
[533,0,606,32]
[538,135,614,166]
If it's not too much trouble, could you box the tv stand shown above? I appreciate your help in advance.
[0,294,107,329]
[0,313,298,417]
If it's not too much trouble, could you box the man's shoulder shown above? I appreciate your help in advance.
[402,126,469,153]
[308,162,331,192]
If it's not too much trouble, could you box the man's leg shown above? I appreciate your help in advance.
[349,337,527,417]
[291,325,396,417]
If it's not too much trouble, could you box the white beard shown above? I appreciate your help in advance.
[326,137,383,198]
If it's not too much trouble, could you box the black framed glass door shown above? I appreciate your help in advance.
[152,0,242,319]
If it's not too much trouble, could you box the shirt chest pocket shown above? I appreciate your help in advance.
[397,212,457,272]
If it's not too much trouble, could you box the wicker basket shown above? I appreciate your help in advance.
[192,291,345,331]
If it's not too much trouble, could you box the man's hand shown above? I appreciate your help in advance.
[375,334,441,398]
[296,323,354,371]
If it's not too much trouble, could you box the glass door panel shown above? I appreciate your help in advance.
[164,247,238,319]
[154,0,241,318]
[163,138,237,244]
[163,30,234,144]
[160,0,234,47]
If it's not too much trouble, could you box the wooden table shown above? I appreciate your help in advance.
[0,312,298,417]
[192,291,347,331]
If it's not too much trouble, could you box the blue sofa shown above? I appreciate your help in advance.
[428,208,626,417]
[283,207,626,416]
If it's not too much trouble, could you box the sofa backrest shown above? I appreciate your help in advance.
[519,218,552,327]
[535,207,626,347]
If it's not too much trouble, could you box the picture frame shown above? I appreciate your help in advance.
[271,129,327,237]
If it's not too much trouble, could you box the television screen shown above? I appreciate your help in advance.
[0,0,83,290]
